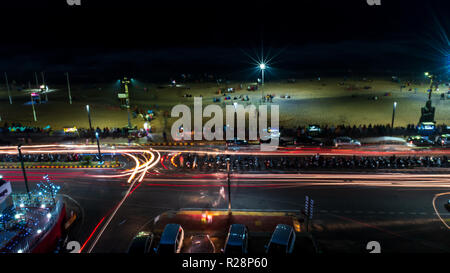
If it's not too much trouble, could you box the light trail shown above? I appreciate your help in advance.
[85,149,160,253]
[432,192,450,229]
[0,144,161,253]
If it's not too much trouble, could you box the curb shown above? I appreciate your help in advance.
[0,164,121,169]
[142,142,195,146]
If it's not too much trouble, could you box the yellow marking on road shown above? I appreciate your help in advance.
[177,210,296,217]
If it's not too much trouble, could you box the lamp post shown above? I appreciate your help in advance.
[259,63,266,104]
[226,157,232,215]
[95,131,103,162]
[17,145,31,201]
[4,72,12,104]
[65,72,72,105]
[86,104,93,135]
[391,101,397,132]
[121,77,132,129]
[34,72,39,89]
[41,72,48,102]
[425,72,434,100]
[30,93,37,122]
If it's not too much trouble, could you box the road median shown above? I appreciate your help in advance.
[0,161,121,169]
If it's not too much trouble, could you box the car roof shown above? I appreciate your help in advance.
[227,224,246,246]
[159,224,182,244]
[270,224,293,245]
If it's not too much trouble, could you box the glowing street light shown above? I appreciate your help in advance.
[425,72,434,100]
[121,77,132,129]
[86,105,94,141]
[391,101,397,131]
[259,63,267,103]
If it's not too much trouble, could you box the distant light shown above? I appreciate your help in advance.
[424,72,429,76]
[40,204,46,209]
[19,203,24,208]
[95,132,99,137]
[37,229,42,234]
[394,101,397,107]
[0,175,3,179]
[14,214,21,219]
[17,249,23,253]
[46,213,51,219]
[259,63,266,70]
[86,105,90,111]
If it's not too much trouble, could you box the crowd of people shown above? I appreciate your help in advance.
[1,121,449,143]
[181,153,450,171]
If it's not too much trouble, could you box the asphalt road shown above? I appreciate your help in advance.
[1,147,449,253]
[88,168,450,253]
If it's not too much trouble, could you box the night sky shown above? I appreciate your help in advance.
[0,0,449,83]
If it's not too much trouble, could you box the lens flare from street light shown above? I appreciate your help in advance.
[259,63,266,70]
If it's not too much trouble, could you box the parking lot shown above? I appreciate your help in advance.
[135,209,318,254]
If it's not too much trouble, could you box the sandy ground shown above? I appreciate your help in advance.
[0,77,449,132]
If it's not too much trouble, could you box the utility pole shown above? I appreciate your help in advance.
[5,72,12,104]
[226,157,232,215]
[66,72,72,104]
[17,145,31,201]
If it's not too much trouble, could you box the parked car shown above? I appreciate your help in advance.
[223,224,249,254]
[127,231,154,254]
[407,136,434,147]
[188,234,215,253]
[333,137,361,148]
[265,224,296,254]
[435,134,450,147]
[156,224,184,253]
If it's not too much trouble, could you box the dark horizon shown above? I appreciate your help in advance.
[0,0,449,83]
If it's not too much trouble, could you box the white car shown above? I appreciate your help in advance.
[333,137,361,148]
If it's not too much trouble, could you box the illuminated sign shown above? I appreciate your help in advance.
[63,127,78,133]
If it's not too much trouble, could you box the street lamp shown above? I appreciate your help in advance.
[121,77,132,129]
[391,101,397,131]
[226,157,232,215]
[30,93,37,122]
[17,145,31,201]
[425,72,434,100]
[65,72,72,105]
[259,63,266,103]
[86,104,93,136]
[95,131,103,163]
[4,72,12,104]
